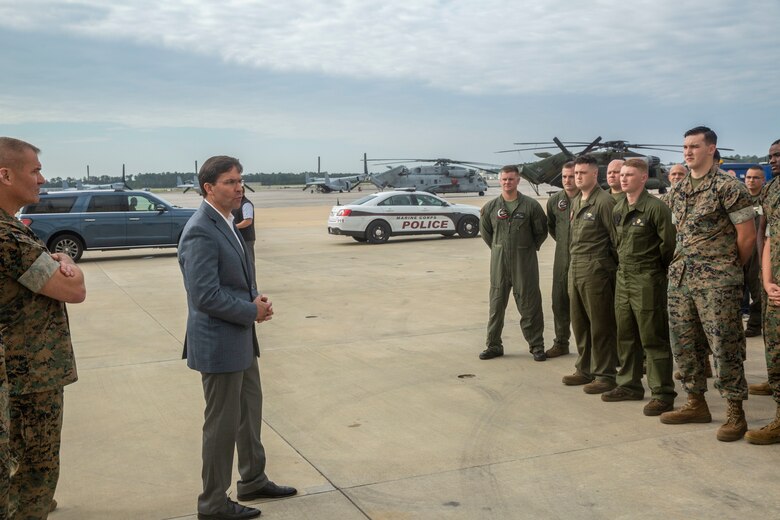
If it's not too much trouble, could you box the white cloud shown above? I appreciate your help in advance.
[2,0,778,100]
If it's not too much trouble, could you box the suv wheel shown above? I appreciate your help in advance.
[50,234,84,262]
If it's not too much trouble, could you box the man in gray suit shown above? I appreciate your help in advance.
[178,156,296,520]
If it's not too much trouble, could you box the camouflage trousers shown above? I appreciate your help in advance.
[8,389,63,520]
[668,284,748,400]
[764,300,780,405]
[0,342,8,520]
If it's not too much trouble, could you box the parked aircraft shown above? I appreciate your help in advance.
[364,155,492,196]
[304,157,366,193]
[497,137,687,194]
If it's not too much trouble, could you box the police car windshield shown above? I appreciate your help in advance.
[351,195,378,205]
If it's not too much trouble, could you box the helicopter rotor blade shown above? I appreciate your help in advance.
[578,136,603,156]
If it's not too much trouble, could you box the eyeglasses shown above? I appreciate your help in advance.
[211,179,244,187]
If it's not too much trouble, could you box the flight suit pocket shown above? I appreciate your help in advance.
[639,273,665,311]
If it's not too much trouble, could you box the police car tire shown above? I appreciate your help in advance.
[50,234,84,262]
[457,216,479,238]
[352,236,368,243]
[366,220,391,244]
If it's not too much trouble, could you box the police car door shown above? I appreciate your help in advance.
[412,193,454,234]
[378,194,417,233]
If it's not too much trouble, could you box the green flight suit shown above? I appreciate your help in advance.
[613,189,677,401]
[546,190,573,349]
[480,194,548,354]
[568,187,618,382]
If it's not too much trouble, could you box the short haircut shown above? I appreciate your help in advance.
[684,126,718,145]
[746,166,765,176]
[563,161,575,169]
[623,157,648,174]
[198,155,243,197]
[574,155,598,168]
[772,138,780,146]
[500,164,519,175]
[0,137,40,170]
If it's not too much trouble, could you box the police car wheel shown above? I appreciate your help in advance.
[366,220,391,244]
[457,216,479,238]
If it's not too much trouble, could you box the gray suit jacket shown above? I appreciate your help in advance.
[178,201,260,373]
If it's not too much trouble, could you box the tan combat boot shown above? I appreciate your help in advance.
[659,393,712,424]
[745,406,780,445]
[716,399,747,442]
[748,381,772,396]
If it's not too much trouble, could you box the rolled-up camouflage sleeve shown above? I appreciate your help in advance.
[18,252,59,293]
[723,181,756,225]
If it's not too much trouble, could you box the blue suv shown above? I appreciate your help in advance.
[20,190,197,261]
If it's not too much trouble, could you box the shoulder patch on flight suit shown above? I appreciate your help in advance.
[513,212,526,220]
[613,213,622,225]
[583,212,595,221]
[497,208,509,219]
[557,199,568,211]
[631,217,645,227]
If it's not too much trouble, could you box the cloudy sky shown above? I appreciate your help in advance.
[1,0,778,178]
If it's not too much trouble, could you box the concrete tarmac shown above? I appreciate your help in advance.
[54,186,778,519]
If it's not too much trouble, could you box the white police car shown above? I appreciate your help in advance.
[327,190,480,243]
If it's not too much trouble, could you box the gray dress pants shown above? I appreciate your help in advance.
[198,357,268,514]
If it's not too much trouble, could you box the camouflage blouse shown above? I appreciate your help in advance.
[667,165,755,289]
[0,209,78,396]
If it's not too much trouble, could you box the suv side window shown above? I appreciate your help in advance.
[87,194,127,212]
[24,196,78,214]
[128,195,159,211]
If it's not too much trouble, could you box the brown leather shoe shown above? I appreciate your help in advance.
[717,400,747,442]
[562,371,592,386]
[749,381,772,396]
[545,345,569,358]
[660,393,712,424]
[583,379,617,394]
[643,399,674,416]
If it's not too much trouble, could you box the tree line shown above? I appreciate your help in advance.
[42,171,363,189]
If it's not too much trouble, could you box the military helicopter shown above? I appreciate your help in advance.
[304,156,366,193]
[175,160,254,195]
[497,137,684,194]
[364,155,493,196]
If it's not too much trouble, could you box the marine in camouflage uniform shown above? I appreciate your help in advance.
[602,159,677,415]
[661,129,756,442]
[0,137,84,518]
[545,185,576,357]
[746,141,780,444]
[0,332,8,520]
[479,166,548,360]
[564,156,618,392]
[743,170,766,336]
